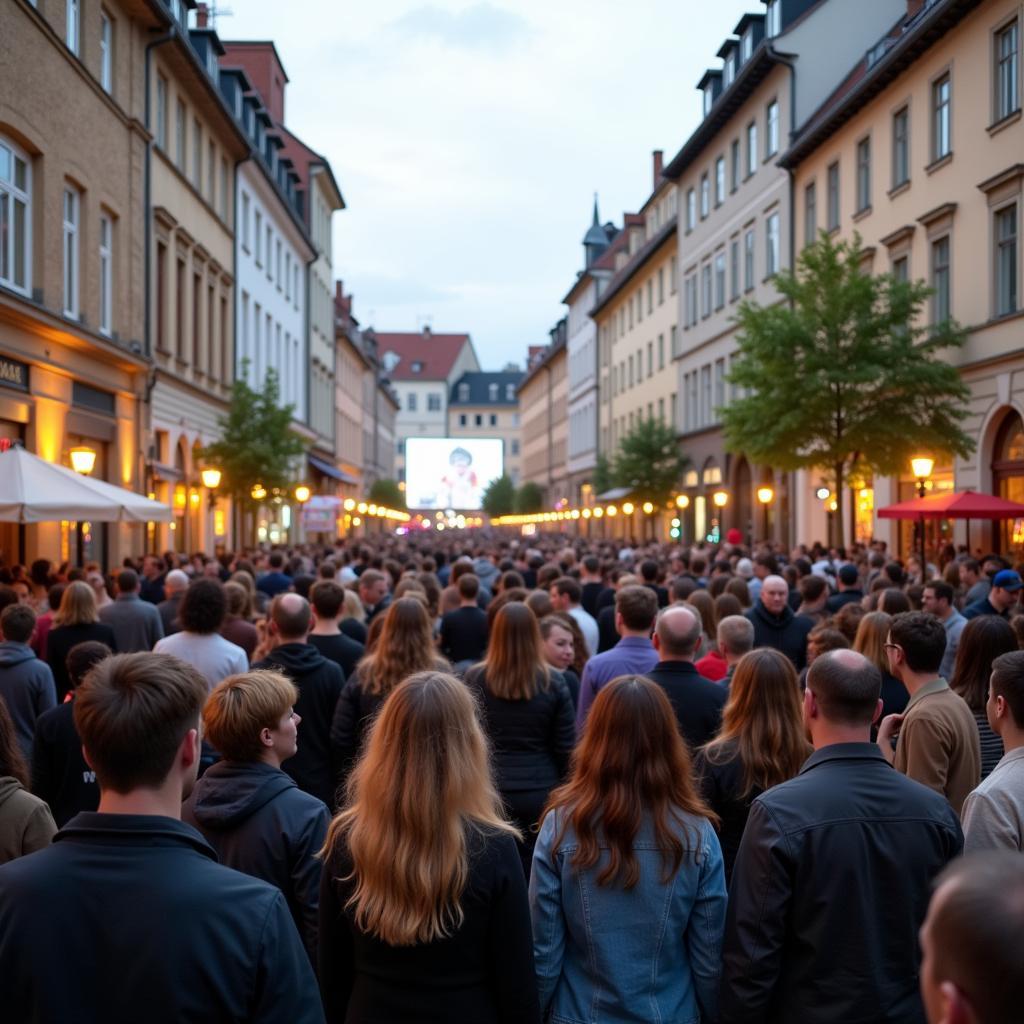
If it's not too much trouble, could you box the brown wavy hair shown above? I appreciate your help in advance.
[472,601,549,700]
[853,611,893,677]
[701,648,810,797]
[543,675,716,890]
[322,671,516,945]
[356,598,447,696]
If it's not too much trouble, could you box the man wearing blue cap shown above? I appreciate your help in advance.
[962,569,1022,620]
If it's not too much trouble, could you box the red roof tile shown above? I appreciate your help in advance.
[373,331,474,381]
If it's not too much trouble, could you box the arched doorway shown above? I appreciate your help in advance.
[732,456,752,542]
[992,410,1024,554]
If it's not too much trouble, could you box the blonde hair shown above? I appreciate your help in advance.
[202,670,298,762]
[323,671,515,946]
[356,598,446,696]
[54,580,99,627]
[853,611,892,677]
[473,602,549,700]
[342,587,365,624]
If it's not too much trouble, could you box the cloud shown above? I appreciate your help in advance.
[387,3,532,54]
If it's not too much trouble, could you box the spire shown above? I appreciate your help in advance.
[591,192,600,227]
[583,192,610,265]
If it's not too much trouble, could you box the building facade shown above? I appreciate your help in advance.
[447,371,524,485]
[519,322,569,506]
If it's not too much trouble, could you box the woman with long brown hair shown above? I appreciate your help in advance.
[694,648,811,882]
[530,675,725,1024]
[465,602,575,876]
[329,598,448,793]
[319,671,540,1023]
[853,610,909,726]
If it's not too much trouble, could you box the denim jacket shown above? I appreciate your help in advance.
[529,808,726,1024]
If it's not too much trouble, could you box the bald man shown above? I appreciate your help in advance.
[253,593,344,807]
[745,573,814,670]
[645,605,727,750]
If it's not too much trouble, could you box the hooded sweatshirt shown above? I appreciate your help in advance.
[0,776,56,865]
[252,643,344,806]
[0,642,57,760]
[745,602,814,670]
[182,761,327,963]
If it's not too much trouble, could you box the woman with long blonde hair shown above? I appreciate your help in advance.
[45,581,116,701]
[853,610,909,726]
[530,676,725,1024]
[464,602,575,876]
[694,647,811,882]
[319,671,540,1023]
[329,598,448,790]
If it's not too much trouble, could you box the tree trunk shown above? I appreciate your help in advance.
[833,461,846,549]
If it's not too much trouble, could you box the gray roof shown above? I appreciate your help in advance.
[449,371,524,406]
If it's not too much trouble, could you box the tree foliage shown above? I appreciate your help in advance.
[200,363,306,509]
[482,474,516,517]
[592,454,614,497]
[368,478,405,510]
[722,233,973,542]
[612,417,685,506]
[514,481,545,514]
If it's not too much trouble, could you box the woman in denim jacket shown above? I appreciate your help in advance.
[529,675,726,1024]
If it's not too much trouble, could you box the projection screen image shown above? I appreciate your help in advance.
[404,437,504,511]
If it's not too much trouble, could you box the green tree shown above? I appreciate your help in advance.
[592,454,614,497]
[612,417,685,506]
[200,363,305,526]
[482,474,516,517]
[514,481,545,514]
[722,233,973,544]
[368,478,405,510]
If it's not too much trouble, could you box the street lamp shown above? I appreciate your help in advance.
[911,454,934,574]
[642,501,654,515]
[251,483,267,501]
[712,490,728,508]
[69,446,97,475]
[816,486,831,501]
[756,486,774,543]
[676,494,690,509]
[201,467,222,490]
[622,501,634,515]
[294,484,311,504]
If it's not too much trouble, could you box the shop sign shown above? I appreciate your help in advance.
[0,357,29,392]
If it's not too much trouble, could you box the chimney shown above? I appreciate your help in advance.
[652,149,664,188]
[422,324,432,339]
[196,2,209,28]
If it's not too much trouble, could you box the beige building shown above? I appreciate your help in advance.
[783,0,1024,556]
[0,0,161,567]
[447,371,524,485]
[518,323,569,506]
[333,282,368,496]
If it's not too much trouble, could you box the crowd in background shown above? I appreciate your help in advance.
[0,531,1022,1023]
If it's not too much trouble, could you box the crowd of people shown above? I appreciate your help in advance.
[0,533,1022,1022]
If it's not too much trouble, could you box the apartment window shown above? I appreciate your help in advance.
[192,272,202,369]
[241,193,250,251]
[804,181,817,246]
[155,243,167,352]
[458,382,470,402]
[176,260,186,361]
[671,324,679,356]
[207,142,215,204]
[459,414,467,427]
[62,187,80,318]
[730,139,740,191]
[701,366,712,426]
[765,0,781,38]
[684,275,697,328]
[714,358,726,414]
[505,383,515,401]
[766,212,780,276]
[856,137,871,212]
[730,237,740,300]
[744,227,755,291]
[192,120,202,189]
[670,255,678,293]
[893,256,909,282]
[646,279,653,313]
[996,203,1018,316]
[891,107,910,189]
[701,263,712,318]
[265,226,272,279]
[766,100,779,157]
[100,12,113,93]
[628,355,634,388]
[294,265,300,309]
[276,239,282,289]
[0,138,31,294]
[428,393,441,412]
[407,392,417,412]
[703,88,714,118]
[658,267,664,304]
[488,382,499,401]
[511,439,520,456]
[996,20,1020,122]
[932,73,951,161]
[489,414,497,426]
[827,161,840,230]
[686,189,696,231]
[658,397,665,421]
[715,157,725,205]
[714,251,726,310]
[285,253,292,302]
[220,159,228,219]
[647,341,654,377]
[658,333,665,370]
[66,0,80,54]
[700,173,710,218]
[746,122,758,176]
[741,28,753,62]
[254,210,262,265]
[155,75,168,149]
[931,236,951,323]
[99,214,112,336]
[175,100,186,171]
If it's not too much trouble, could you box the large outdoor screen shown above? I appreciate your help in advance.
[405,437,504,511]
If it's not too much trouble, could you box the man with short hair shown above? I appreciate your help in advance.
[645,605,726,750]
[438,573,488,667]
[921,579,966,681]
[962,650,1024,851]
[714,614,755,689]
[357,568,390,623]
[579,555,604,618]
[253,594,344,807]
[550,576,599,657]
[825,563,863,613]
[962,568,1021,620]
[576,585,659,728]
[0,652,323,1023]
[748,553,777,603]
[639,560,669,609]
[0,604,56,759]
[878,611,980,815]
[139,554,166,605]
[721,649,963,1024]
[746,574,814,670]
[958,558,989,608]
[919,852,1024,1024]
[256,551,293,599]
[98,568,164,653]
[157,569,189,636]
[308,580,365,680]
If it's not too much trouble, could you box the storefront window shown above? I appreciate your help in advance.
[993,412,1024,554]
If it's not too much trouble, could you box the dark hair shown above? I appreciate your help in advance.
[615,585,658,631]
[925,579,955,605]
[878,588,911,615]
[270,594,312,640]
[179,578,227,634]
[310,579,346,619]
[292,573,315,599]
[74,652,207,793]
[799,575,828,602]
[671,576,697,602]
[457,573,480,600]
[0,603,35,644]
[808,627,851,656]
[268,552,285,569]
[66,640,112,690]
[950,616,1018,711]
[714,592,743,621]
[551,576,582,604]
[889,611,947,674]
[116,568,139,593]
[0,698,29,787]
[991,650,1024,729]
[640,560,659,583]
[582,555,600,575]
[806,650,882,726]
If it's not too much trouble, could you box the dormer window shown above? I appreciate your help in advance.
[411,360,423,374]
[741,28,753,61]
[724,52,736,87]
[488,383,499,401]
[703,88,714,116]
[207,49,218,79]
[505,383,515,401]
[382,351,400,372]
[765,0,781,38]
[458,382,470,401]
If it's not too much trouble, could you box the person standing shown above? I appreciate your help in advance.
[319,671,539,1023]
[538,616,580,710]
[308,580,365,680]
[962,568,1021,620]
[711,615,755,690]
[958,558,991,608]
[745,575,814,670]
[156,569,189,637]
[921,580,966,682]
[357,569,391,624]
[256,552,293,600]
[720,650,963,1024]
[45,582,117,702]
[98,569,164,653]
[0,698,56,865]
[825,563,863,613]
[139,555,167,605]
[438,573,489,668]
[0,652,323,1023]
[852,611,909,725]
[530,676,725,1024]
[549,577,599,659]
[578,556,604,618]
[0,604,56,761]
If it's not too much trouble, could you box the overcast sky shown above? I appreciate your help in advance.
[222,1,754,370]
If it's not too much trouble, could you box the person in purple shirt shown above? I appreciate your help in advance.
[576,585,659,729]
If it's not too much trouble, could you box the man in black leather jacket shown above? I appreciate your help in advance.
[720,649,963,1024]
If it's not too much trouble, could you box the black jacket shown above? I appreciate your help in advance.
[330,673,386,798]
[643,660,726,751]
[182,760,329,963]
[463,667,575,795]
[319,825,540,1023]
[439,606,489,664]
[31,699,98,827]
[596,604,618,653]
[745,603,813,670]
[720,744,963,1024]
[825,588,863,613]
[580,581,603,618]
[254,643,344,807]
[309,631,364,680]
[45,622,117,701]
[0,813,324,1023]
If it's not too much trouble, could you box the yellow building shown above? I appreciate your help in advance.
[518,325,569,507]
[447,371,524,486]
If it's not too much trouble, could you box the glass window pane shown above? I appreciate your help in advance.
[0,194,8,281]
[13,197,26,288]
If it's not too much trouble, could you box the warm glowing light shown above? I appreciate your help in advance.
[294,485,311,503]
[251,484,267,501]
[606,505,617,517]
[571,509,580,519]
[622,502,634,516]
[676,494,690,509]
[398,481,406,491]
[352,516,362,526]
[188,490,200,508]
[642,501,654,515]
[69,446,97,475]
[911,456,935,480]
[712,490,728,508]
[582,508,592,519]
[757,486,774,504]
[174,484,187,508]
[593,507,604,519]
[368,504,378,516]
[343,498,356,511]
[200,467,222,490]
[829,500,838,512]
[357,503,368,514]
[816,486,831,501]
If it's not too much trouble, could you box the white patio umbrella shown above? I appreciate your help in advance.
[0,445,173,523]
